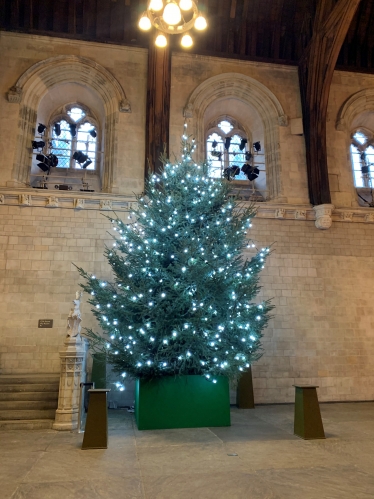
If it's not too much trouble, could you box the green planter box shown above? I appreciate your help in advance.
[135,375,231,430]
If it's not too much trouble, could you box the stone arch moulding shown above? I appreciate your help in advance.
[8,55,132,192]
[183,72,288,202]
[336,89,374,131]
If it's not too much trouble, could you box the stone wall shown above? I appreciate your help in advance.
[0,31,374,403]
[0,203,113,374]
[250,218,374,403]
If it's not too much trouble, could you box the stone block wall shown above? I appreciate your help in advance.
[250,218,374,403]
[0,31,373,403]
[0,204,113,374]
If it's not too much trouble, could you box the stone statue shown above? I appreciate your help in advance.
[67,291,83,338]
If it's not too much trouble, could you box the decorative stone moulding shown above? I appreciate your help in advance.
[336,88,374,132]
[295,210,307,220]
[46,196,59,208]
[0,195,4,204]
[365,213,374,223]
[275,208,286,219]
[341,211,354,222]
[313,204,334,230]
[99,199,113,210]
[74,199,85,209]
[19,194,31,206]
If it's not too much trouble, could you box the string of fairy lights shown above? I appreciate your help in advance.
[78,124,273,386]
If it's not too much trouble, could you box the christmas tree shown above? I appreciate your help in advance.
[78,127,273,386]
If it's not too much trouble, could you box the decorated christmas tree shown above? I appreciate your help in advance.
[78,127,273,386]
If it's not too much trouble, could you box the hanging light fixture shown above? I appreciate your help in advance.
[138,0,207,48]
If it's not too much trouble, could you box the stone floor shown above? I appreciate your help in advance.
[1,402,374,499]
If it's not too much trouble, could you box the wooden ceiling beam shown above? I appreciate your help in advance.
[145,34,172,177]
[299,0,362,206]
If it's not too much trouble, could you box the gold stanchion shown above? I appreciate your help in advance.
[293,385,325,440]
[81,389,110,449]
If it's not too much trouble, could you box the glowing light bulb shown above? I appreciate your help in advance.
[179,0,192,10]
[149,0,163,11]
[139,15,152,30]
[163,2,181,25]
[194,15,207,30]
[155,34,168,47]
[181,34,193,48]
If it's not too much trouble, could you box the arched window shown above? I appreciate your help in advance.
[350,129,374,188]
[31,103,100,191]
[50,105,97,170]
[205,117,266,200]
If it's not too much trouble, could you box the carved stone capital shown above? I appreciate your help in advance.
[278,114,288,127]
[313,204,334,230]
[7,86,22,103]
[183,103,193,118]
[335,118,345,131]
[119,98,131,113]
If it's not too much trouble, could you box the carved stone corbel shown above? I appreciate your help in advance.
[313,204,334,230]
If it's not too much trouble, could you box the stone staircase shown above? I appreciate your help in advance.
[0,374,59,429]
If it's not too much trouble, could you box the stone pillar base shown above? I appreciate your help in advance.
[53,409,79,431]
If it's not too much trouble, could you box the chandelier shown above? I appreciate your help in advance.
[139,0,207,48]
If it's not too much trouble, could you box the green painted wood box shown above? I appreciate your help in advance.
[135,375,231,430]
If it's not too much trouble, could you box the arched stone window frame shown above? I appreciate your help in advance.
[183,73,288,202]
[336,89,374,205]
[7,55,131,193]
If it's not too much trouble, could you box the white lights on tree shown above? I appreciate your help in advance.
[179,0,193,10]
[194,15,207,30]
[163,2,182,25]
[139,15,152,30]
[155,33,168,47]
[181,34,193,48]
[149,0,163,11]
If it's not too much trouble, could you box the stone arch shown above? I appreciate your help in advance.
[8,55,131,192]
[336,89,374,131]
[183,73,288,201]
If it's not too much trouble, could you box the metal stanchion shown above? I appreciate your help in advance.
[77,382,95,433]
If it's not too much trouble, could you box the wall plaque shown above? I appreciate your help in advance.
[38,319,53,328]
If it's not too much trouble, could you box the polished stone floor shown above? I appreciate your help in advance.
[1,402,374,499]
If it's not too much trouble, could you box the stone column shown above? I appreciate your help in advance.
[53,291,86,431]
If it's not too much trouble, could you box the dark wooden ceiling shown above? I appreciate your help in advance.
[0,0,373,72]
